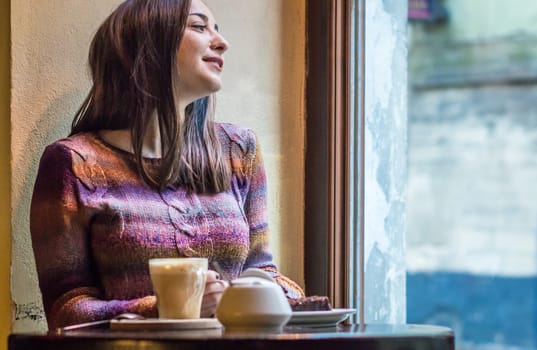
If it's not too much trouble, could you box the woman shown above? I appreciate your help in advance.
[30,0,304,330]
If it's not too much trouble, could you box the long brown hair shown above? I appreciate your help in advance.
[70,0,230,193]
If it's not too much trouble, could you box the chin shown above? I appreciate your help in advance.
[207,80,222,93]
[202,72,223,90]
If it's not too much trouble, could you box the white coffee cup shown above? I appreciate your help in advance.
[149,258,208,319]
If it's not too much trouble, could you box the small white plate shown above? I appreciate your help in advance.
[287,308,356,326]
[110,318,222,331]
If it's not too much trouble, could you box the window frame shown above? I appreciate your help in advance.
[304,0,354,309]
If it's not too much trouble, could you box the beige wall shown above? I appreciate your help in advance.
[205,0,305,289]
[11,0,305,331]
[1,0,11,345]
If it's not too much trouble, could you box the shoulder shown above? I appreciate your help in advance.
[215,122,260,177]
[39,133,96,166]
[41,133,107,190]
[52,132,101,161]
[215,122,258,153]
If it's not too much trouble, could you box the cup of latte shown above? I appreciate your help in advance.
[149,258,208,319]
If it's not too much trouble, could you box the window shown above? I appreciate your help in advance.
[307,0,537,348]
[305,0,407,324]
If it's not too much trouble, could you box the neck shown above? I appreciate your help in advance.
[98,106,187,159]
[143,105,186,158]
[143,112,162,158]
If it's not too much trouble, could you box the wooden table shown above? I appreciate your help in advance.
[9,323,454,350]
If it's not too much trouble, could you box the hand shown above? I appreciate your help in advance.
[200,270,229,318]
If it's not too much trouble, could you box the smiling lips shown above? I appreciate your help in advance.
[203,56,224,71]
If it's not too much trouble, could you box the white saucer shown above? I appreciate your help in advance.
[287,308,356,326]
[110,318,222,331]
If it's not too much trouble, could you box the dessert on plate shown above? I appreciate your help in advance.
[288,295,332,312]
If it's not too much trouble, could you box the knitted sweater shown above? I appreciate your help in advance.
[30,122,304,330]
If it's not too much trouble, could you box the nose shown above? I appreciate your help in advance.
[210,31,229,53]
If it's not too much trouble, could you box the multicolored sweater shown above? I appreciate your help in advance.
[30,122,304,330]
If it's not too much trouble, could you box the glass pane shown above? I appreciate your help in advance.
[349,0,408,324]
[407,1,537,349]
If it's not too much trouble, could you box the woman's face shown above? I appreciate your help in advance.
[175,0,229,105]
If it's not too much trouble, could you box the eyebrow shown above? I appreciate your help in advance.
[189,13,219,31]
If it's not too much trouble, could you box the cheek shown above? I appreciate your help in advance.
[176,54,186,75]
[176,40,196,70]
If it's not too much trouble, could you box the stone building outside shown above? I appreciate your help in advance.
[407,1,537,349]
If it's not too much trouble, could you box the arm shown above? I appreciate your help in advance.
[30,143,156,330]
[241,131,305,299]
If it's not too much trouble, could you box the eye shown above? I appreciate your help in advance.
[191,24,207,32]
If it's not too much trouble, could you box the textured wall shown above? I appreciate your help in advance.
[407,1,537,348]
[408,1,537,281]
[362,0,407,324]
[11,0,305,332]
[1,0,12,344]
[11,0,124,332]
[408,86,537,277]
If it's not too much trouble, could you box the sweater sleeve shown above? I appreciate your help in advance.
[30,143,157,330]
[240,130,305,299]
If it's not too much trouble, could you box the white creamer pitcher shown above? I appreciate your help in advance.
[215,268,292,330]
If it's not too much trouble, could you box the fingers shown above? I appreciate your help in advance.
[200,289,221,317]
[200,279,229,318]
[205,279,228,293]
[205,270,221,283]
[200,306,216,318]
[205,270,228,294]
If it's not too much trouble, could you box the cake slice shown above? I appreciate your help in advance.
[288,295,332,311]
